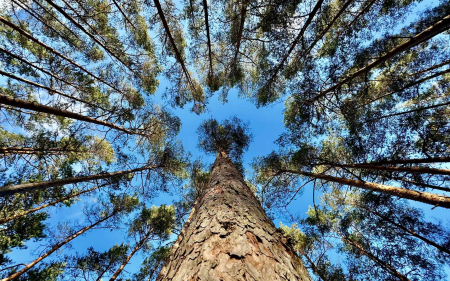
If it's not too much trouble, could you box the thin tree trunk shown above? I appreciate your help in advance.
[360,156,450,165]
[0,93,142,137]
[0,46,111,112]
[1,212,114,281]
[356,204,450,255]
[340,163,450,176]
[0,69,109,112]
[12,0,79,45]
[262,0,324,88]
[0,184,103,224]
[407,58,450,77]
[43,0,136,75]
[302,254,329,281]
[308,14,450,103]
[0,16,122,94]
[157,152,311,280]
[359,68,450,108]
[293,0,354,64]
[231,0,248,64]
[202,0,213,76]
[367,100,450,121]
[335,0,377,38]
[0,165,158,196]
[0,146,81,155]
[336,230,410,281]
[112,0,137,29]
[396,178,450,193]
[153,0,201,101]
[109,228,153,281]
[281,169,450,208]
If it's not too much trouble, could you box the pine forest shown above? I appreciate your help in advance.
[0,0,449,280]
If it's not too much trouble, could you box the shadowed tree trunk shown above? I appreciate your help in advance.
[157,152,311,280]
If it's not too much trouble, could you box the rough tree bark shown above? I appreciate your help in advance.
[157,152,311,280]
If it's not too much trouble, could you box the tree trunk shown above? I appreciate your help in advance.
[109,228,153,281]
[157,152,311,280]
[396,178,450,193]
[359,68,450,108]
[153,0,199,100]
[0,45,105,104]
[357,204,450,255]
[262,0,324,88]
[360,156,450,165]
[309,14,450,103]
[336,230,410,281]
[292,0,353,66]
[302,254,329,281]
[0,93,141,137]
[368,100,450,121]
[0,184,103,224]
[340,163,450,176]
[2,212,114,281]
[0,68,108,112]
[232,0,248,64]
[281,169,450,208]
[112,0,137,29]
[0,165,158,196]
[44,0,135,73]
[202,0,213,76]
[335,0,377,38]
[0,15,121,93]
[0,146,81,155]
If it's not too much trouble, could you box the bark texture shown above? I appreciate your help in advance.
[157,153,311,280]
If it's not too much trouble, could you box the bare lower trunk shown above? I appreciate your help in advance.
[157,153,311,280]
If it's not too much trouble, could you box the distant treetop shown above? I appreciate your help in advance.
[197,116,252,163]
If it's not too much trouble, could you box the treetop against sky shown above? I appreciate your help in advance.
[0,0,449,280]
